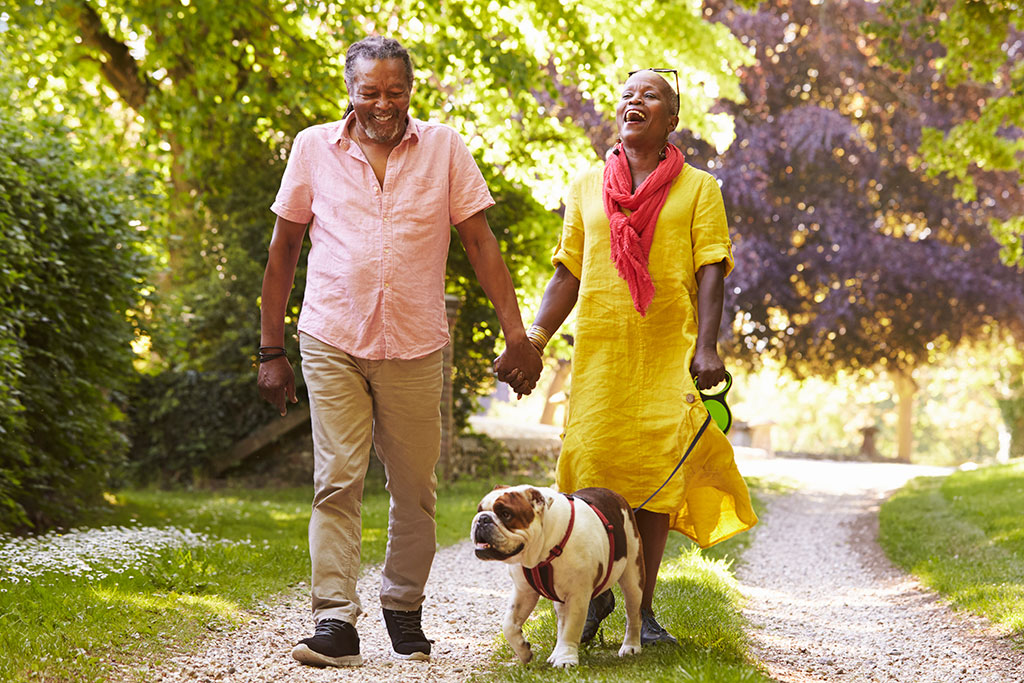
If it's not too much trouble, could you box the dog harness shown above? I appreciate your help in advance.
[522,494,616,603]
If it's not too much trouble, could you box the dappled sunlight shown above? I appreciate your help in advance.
[266,509,306,523]
[91,584,239,620]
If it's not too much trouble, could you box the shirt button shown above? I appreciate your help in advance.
[384,283,390,288]
[685,393,696,404]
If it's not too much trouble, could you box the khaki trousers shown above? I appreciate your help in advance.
[299,332,443,625]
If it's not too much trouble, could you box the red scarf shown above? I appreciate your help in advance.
[602,143,684,315]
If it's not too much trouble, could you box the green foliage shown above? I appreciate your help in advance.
[0,0,753,481]
[869,0,1024,266]
[0,90,151,531]
[448,173,560,429]
[123,370,289,484]
[880,462,1024,636]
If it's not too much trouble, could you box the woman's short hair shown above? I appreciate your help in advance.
[344,36,414,88]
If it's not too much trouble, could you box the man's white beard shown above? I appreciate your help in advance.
[364,115,405,143]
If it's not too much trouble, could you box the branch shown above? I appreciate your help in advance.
[69,0,150,110]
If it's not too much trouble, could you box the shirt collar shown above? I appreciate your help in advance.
[329,112,420,148]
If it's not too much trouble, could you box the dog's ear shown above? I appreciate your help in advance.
[528,487,546,509]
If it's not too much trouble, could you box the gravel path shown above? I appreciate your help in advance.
[735,457,1024,682]
[122,541,514,682]
[122,456,1024,682]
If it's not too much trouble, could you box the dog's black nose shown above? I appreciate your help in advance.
[476,515,494,528]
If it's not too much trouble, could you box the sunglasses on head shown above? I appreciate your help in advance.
[627,68,680,112]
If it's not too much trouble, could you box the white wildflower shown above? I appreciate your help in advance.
[0,525,230,584]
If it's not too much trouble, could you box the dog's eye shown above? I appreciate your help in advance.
[498,509,511,520]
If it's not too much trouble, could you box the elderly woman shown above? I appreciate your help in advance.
[499,69,757,644]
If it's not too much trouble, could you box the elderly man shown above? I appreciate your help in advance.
[257,35,541,667]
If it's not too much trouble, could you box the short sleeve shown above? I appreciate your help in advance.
[552,173,585,279]
[447,132,495,225]
[691,174,734,278]
[270,129,314,224]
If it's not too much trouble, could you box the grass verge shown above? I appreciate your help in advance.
[879,459,1024,639]
[0,476,499,682]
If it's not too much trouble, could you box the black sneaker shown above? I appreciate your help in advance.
[382,607,431,660]
[291,618,362,667]
[580,590,615,644]
[640,607,678,646]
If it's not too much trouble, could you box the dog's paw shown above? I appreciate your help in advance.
[618,643,641,657]
[546,651,579,668]
[512,642,533,664]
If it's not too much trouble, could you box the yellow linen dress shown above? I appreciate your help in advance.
[553,163,758,548]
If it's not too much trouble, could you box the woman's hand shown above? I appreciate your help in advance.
[690,346,726,391]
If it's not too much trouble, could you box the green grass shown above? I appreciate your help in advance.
[0,474,771,682]
[469,539,768,682]
[879,459,1024,638]
[0,476,501,682]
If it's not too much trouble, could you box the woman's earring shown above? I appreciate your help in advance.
[659,145,667,161]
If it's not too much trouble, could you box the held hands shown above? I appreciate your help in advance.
[494,337,543,398]
[690,346,726,392]
[257,356,298,416]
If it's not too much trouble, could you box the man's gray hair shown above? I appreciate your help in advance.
[344,36,414,88]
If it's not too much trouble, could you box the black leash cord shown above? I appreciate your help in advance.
[635,412,713,512]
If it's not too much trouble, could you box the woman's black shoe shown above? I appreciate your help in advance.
[640,607,678,645]
[580,590,615,644]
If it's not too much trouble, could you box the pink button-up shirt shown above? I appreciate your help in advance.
[271,115,494,360]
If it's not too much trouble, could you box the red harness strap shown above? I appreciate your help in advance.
[522,494,617,603]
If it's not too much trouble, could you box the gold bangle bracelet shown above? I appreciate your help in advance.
[526,324,551,348]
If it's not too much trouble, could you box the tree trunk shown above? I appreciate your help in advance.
[540,358,572,426]
[891,367,917,463]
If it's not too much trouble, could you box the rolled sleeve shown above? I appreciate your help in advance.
[270,129,314,224]
[447,132,495,225]
[691,175,734,278]
[552,173,585,279]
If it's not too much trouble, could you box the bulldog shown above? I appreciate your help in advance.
[471,484,645,668]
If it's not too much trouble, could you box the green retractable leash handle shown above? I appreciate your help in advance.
[698,371,733,435]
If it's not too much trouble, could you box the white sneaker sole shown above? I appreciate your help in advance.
[291,643,363,667]
[392,650,430,661]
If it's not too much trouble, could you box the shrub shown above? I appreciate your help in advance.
[0,104,151,531]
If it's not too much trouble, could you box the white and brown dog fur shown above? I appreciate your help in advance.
[471,484,645,667]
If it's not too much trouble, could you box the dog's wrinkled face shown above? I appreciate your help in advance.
[471,485,548,562]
